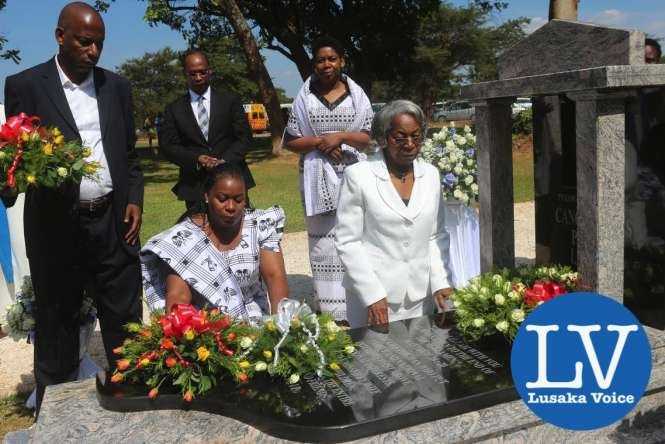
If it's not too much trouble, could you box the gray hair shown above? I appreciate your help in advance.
[371,100,427,148]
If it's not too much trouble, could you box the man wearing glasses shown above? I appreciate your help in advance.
[158,49,254,210]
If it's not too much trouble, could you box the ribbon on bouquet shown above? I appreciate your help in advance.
[271,299,326,377]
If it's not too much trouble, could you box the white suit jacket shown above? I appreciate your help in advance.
[335,151,451,308]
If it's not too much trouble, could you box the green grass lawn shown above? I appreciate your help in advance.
[138,136,533,242]
[0,393,33,440]
[139,137,304,241]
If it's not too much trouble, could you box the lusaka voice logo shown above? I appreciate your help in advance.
[510,293,651,430]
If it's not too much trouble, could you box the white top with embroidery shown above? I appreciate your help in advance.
[141,207,285,322]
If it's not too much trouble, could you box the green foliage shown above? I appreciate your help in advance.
[451,265,578,342]
[0,0,20,64]
[372,2,527,113]
[113,306,355,400]
[512,109,533,135]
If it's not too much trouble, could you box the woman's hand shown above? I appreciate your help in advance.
[316,133,344,161]
[259,249,289,313]
[433,288,454,312]
[367,298,389,326]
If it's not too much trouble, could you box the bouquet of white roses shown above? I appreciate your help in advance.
[451,265,578,342]
[420,123,478,205]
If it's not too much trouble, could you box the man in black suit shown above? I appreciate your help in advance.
[2,2,143,413]
[158,49,255,210]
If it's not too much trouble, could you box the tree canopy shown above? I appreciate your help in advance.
[117,41,290,128]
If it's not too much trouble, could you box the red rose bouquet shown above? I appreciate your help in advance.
[0,113,99,192]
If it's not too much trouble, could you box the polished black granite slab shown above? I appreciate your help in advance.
[97,314,516,443]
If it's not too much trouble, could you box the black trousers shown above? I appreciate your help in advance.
[30,202,142,414]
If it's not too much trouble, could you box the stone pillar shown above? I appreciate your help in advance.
[567,92,628,301]
[474,98,515,271]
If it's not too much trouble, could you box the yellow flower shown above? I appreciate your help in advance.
[29,131,40,142]
[265,320,276,332]
[82,147,92,157]
[196,346,210,362]
[140,358,150,367]
[54,135,65,146]
[291,317,301,329]
[262,350,272,360]
[26,175,36,184]
[42,143,54,155]
[239,360,251,369]
[344,345,356,354]
[52,127,62,137]
[184,328,196,341]
[327,334,336,341]
[330,362,341,371]
[0,151,6,159]
[20,132,30,142]
[83,163,99,174]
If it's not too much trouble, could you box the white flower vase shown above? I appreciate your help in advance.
[25,319,101,410]
[443,200,481,288]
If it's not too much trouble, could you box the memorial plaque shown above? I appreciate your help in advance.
[97,315,516,442]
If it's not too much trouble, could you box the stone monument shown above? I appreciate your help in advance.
[461,19,665,306]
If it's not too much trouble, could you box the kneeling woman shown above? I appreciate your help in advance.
[141,163,288,322]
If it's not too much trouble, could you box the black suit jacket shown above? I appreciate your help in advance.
[158,88,255,202]
[3,58,144,259]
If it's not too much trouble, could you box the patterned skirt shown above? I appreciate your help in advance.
[306,211,347,321]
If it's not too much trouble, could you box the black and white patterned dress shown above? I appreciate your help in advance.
[141,207,285,322]
[287,90,373,321]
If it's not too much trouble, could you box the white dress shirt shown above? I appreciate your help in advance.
[55,55,113,200]
[189,86,211,136]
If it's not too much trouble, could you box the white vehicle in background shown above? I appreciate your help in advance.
[512,97,532,116]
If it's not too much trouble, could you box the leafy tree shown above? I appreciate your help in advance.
[97,0,287,154]
[0,0,20,63]
[370,2,527,117]
[116,47,184,129]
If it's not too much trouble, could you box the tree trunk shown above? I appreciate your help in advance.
[217,0,285,156]
[549,0,579,21]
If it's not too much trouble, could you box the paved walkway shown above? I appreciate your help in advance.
[0,202,535,399]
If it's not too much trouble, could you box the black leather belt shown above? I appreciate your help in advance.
[78,192,113,215]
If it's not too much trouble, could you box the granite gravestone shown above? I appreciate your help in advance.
[461,20,665,310]
[97,315,516,442]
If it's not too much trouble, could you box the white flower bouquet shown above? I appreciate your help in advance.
[420,123,478,205]
[450,265,578,342]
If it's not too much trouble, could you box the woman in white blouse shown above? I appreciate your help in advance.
[335,100,453,328]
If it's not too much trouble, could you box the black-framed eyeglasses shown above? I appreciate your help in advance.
[389,133,423,146]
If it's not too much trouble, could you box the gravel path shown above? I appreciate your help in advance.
[0,202,534,399]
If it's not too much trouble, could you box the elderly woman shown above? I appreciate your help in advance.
[141,163,288,322]
[335,100,453,328]
[284,36,373,322]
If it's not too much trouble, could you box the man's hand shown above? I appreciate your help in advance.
[433,287,454,312]
[367,297,389,326]
[197,155,223,170]
[124,203,142,245]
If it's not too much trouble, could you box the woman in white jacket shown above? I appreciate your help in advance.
[335,100,453,328]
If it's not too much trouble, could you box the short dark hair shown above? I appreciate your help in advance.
[311,36,345,61]
[646,38,662,57]
[181,48,210,68]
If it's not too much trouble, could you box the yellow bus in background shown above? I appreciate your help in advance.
[243,103,268,133]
